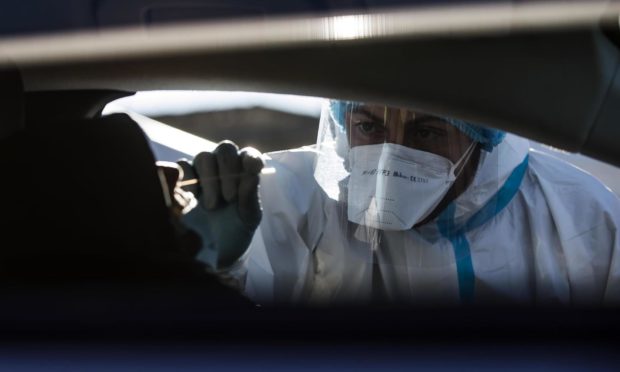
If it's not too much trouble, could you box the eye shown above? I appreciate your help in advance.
[355,121,385,136]
[359,122,376,134]
[411,125,445,141]
[416,128,432,139]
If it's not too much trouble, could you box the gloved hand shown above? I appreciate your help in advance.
[178,141,264,270]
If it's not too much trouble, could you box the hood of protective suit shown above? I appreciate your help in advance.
[439,132,530,228]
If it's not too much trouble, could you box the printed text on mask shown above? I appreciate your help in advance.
[361,169,429,184]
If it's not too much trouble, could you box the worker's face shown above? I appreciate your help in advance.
[346,104,473,163]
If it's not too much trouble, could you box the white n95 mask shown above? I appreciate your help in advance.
[347,142,476,230]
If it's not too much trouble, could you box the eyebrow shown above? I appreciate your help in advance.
[351,107,385,123]
[408,115,448,128]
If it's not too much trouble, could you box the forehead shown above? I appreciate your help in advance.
[352,103,416,117]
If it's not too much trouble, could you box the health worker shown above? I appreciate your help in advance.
[178,100,620,306]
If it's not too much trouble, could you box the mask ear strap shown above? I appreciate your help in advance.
[450,141,478,181]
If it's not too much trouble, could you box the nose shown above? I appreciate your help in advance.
[385,109,411,145]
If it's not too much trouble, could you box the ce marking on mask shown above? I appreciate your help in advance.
[361,169,429,184]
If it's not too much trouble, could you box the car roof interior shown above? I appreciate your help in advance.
[2,1,620,165]
[1,0,620,358]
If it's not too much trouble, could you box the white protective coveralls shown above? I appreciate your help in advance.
[227,105,620,306]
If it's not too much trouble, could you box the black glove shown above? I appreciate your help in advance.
[178,141,264,270]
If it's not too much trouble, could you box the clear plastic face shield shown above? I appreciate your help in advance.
[313,100,504,270]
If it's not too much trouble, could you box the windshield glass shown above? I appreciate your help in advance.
[106,91,620,306]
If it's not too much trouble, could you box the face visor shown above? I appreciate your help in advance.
[314,100,505,230]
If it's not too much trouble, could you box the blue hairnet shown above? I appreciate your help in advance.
[329,100,505,152]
